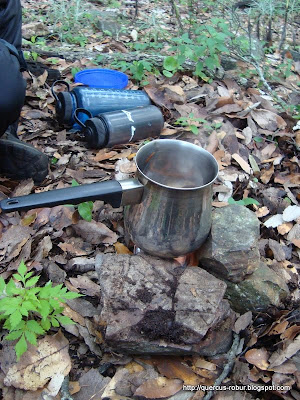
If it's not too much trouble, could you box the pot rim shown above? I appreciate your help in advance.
[135,139,219,191]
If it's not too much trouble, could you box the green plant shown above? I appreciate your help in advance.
[47,0,99,44]
[71,179,94,221]
[228,197,260,206]
[110,60,159,85]
[163,18,233,80]
[23,50,39,61]
[292,105,300,120]
[0,261,81,360]
[63,33,88,47]
[174,113,221,135]
[130,41,164,51]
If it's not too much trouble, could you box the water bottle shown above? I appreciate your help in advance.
[51,81,152,127]
[73,105,164,149]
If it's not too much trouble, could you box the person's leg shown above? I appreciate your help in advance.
[0,3,49,183]
[0,0,27,69]
[0,40,26,136]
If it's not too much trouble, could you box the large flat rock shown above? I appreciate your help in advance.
[95,254,235,356]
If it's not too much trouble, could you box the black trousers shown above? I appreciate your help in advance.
[0,0,26,136]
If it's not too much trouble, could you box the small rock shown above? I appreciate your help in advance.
[97,20,121,37]
[197,205,260,283]
[225,262,290,313]
[22,22,49,39]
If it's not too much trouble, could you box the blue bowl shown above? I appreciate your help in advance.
[74,68,128,89]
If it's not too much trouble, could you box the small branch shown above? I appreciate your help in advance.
[60,376,73,400]
[203,333,241,400]
[169,0,183,32]
[230,49,289,110]
[279,0,290,51]
[249,59,288,110]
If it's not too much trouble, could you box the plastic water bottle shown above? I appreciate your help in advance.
[74,105,164,149]
[51,81,152,127]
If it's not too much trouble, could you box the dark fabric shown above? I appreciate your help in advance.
[0,0,26,137]
[0,40,26,136]
[0,0,26,69]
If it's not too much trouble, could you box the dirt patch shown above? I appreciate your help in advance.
[135,287,154,304]
[135,309,185,343]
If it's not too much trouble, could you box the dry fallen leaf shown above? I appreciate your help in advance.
[281,326,300,341]
[255,207,270,218]
[287,224,300,242]
[283,206,300,222]
[277,222,293,235]
[62,303,86,326]
[245,348,269,370]
[162,84,186,103]
[260,164,274,184]
[216,96,234,108]
[125,361,145,373]
[1,331,71,391]
[114,242,133,254]
[94,150,118,162]
[193,358,217,371]
[251,109,287,131]
[268,335,300,368]
[11,179,35,197]
[233,311,253,334]
[58,242,88,256]
[269,360,297,374]
[134,377,182,399]
[154,359,201,385]
[264,214,284,228]
[69,276,101,297]
[21,212,37,226]
[268,320,289,336]
[69,380,81,395]
[292,239,300,248]
[73,220,118,245]
[232,153,251,174]
[0,225,32,263]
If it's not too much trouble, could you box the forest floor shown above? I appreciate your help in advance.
[0,0,299,399]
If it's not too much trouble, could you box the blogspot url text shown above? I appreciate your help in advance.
[182,384,291,392]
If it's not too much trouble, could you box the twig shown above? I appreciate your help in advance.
[248,59,288,110]
[169,0,183,32]
[203,333,241,400]
[279,0,289,51]
[60,376,73,400]
[230,50,289,111]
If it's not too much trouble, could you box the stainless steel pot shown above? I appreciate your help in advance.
[0,139,219,258]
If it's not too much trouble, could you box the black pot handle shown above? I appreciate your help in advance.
[0,180,123,213]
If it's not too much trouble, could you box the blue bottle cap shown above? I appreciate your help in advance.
[74,69,128,89]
